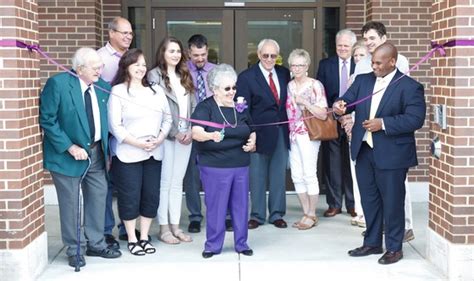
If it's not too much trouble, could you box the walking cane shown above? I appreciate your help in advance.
[75,157,91,272]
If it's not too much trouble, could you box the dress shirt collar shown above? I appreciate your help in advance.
[258,62,276,78]
[338,56,351,65]
[79,78,92,95]
[187,61,214,72]
[105,42,123,58]
[376,68,397,84]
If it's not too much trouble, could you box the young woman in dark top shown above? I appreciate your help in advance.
[191,64,256,258]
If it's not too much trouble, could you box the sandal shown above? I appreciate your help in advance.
[297,215,318,230]
[139,240,156,254]
[159,231,180,245]
[292,216,306,228]
[173,229,193,242]
[127,242,145,256]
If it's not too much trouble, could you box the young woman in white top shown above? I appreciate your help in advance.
[286,49,328,230]
[108,49,172,255]
[147,37,196,244]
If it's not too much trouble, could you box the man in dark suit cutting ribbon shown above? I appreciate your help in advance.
[333,43,426,265]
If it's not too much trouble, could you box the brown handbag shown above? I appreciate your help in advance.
[302,109,338,141]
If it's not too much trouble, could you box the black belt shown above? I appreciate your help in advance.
[90,141,100,149]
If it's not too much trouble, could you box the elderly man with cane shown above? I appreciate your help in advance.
[40,47,122,269]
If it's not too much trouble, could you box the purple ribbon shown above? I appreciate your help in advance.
[2,38,474,128]
[335,39,474,112]
[0,39,226,129]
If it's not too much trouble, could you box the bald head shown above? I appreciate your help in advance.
[374,42,398,61]
[371,42,398,77]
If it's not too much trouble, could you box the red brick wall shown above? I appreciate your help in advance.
[362,0,432,182]
[345,0,365,34]
[0,0,44,250]
[429,0,474,244]
[102,0,123,42]
[37,0,103,86]
[37,0,120,184]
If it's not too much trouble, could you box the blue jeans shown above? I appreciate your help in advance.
[104,163,126,236]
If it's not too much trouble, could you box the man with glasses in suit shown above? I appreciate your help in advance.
[237,39,291,230]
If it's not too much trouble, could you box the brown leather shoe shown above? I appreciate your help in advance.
[272,219,287,228]
[347,208,357,217]
[378,250,403,265]
[248,219,260,229]
[323,207,342,217]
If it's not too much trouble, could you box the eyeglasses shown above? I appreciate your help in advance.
[83,64,104,72]
[113,29,134,37]
[261,54,278,60]
[290,64,307,68]
[222,85,237,92]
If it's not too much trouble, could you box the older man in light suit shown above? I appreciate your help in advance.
[40,48,121,268]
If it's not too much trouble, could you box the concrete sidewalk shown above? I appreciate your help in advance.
[39,195,446,281]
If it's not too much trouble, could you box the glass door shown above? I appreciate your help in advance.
[152,9,233,65]
[234,9,315,75]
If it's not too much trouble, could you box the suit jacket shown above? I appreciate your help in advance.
[237,63,291,155]
[40,71,110,177]
[338,70,426,169]
[147,67,197,140]
[316,56,356,106]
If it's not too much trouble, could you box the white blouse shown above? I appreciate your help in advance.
[169,71,188,131]
[108,83,172,163]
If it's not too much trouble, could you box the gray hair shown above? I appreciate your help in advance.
[257,39,280,54]
[71,47,100,70]
[207,63,237,92]
[288,49,311,67]
[108,16,127,31]
[336,29,357,46]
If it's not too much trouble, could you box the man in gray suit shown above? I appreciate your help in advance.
[40,48,121,268]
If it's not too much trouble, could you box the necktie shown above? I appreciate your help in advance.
[196,69,206,102]
[340,60,348,97]
[269,72,279,105]
[366,77,385,148]
[84,86,95,141]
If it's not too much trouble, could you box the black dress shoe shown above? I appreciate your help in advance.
[225,219,233,232]
[105,234,120,250]
[348,245,384,257]
[86,247,122,259]
[119,229,151,241]
[188,221,201,233]
[248,219,260,229]
[239,249,253,256]
[378,250,403,264]
[272,219,287,228]
[202,251,215,259]
[68,255,86,268]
